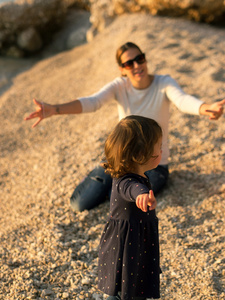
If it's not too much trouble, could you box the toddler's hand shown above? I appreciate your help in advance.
[136,190,157,212]
[148,190,157,210]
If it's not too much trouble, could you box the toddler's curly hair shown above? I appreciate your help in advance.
[103,115,162,178]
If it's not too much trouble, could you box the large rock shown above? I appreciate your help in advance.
[139,0,225,22]
[0,0,89,57]
[0,0,65,56]
[87,0,225,40]
[0,0,224,57]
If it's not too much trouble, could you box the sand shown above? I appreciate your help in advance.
[0,12,225,300]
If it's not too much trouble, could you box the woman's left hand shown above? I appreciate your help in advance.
[201,99,225,120]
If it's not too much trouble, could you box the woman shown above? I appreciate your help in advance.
[25,42,225,212]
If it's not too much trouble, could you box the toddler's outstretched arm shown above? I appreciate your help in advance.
[136,190,157,212]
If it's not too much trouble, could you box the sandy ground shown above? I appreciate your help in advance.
[0,12,225,300]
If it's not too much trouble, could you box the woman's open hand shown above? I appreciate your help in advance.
[201,99,225,120]
[24,99,55,128]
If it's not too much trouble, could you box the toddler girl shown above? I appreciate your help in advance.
[98,115,162,300]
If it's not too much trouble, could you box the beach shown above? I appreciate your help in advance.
[0,12,225,299]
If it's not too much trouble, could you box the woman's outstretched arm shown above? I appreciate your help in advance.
[24,98,82,128]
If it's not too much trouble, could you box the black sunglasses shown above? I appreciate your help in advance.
[120,53,146,70]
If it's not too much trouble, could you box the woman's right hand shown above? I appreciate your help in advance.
[24,98,55,128]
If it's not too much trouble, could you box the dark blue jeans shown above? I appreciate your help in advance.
[70,165,169,211]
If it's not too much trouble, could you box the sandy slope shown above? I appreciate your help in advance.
[0,13,225,299]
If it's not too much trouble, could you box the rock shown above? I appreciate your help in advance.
[17,27,43,52]
[92,294,102,300]
[51,8,91,52]
[87,0,225,40]
[41,289,54,297]
[0,0,91,57]
[0,0,68,56]
[4,45,24,58]
[66,27,88,49]
[81,277,90,285]
[62,292,70,298]
[0,0,225,57]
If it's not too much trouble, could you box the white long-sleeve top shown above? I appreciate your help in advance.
[79,74,203,165]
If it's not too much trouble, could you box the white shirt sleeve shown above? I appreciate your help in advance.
[78,79,120,113]
[164,76,204,115]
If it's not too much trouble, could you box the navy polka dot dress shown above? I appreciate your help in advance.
[98,173,160,300]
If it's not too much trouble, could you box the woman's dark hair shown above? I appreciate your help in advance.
[116,42,143,66]
[103,115,162,178]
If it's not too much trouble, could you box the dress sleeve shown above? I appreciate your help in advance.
[118,176,150,202]
[164,76,204,115]
[78,78,121,113]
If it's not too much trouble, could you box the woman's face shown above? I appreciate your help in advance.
[119,47,148,85]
